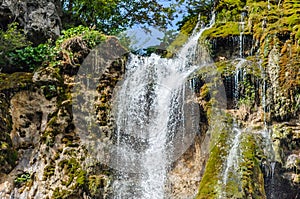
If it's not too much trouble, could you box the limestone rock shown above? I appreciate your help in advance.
[0,0,62,44]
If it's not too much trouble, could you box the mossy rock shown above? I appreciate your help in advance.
[88,175,110,197]
[0,72,33,92]
[58,158,86,188]
[196,114,233,198]
[0,90,17,174]
[166,15,198,57]
[239,133,266,198]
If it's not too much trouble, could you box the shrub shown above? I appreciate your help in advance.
[0,22,31,67]
[8,42,58,71]
[56,25,106,48]
[3,25,106,72]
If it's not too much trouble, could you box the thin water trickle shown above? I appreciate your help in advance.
[239,14,245,58]
[259,60,276,179]
[234,59,247,105]
[222,126,242,186]
[112,15,215,199]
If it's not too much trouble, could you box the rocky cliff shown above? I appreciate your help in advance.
[0,35,128,198]
[192,0,300,198]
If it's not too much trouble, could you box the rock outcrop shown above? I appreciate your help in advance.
[193,0,300,198]
[0,0,62,44]
[0,37,128,199]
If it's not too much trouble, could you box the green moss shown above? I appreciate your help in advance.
[58,158,86,188]
[88,175,110,197]
[0,96,17,173]
[0,72,33,92]
[42,119,58,147]
[43,164,56,180]
[239,133,266,198]
[196,115,232,198]
[166,15,198,57]
[196,114,267,198]
[202,22,241,39]
[52,187,71,199]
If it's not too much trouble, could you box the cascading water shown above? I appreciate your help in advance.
[257,50,275,180]
[112,14,215,199]
[258,60,276,199]
[222,125,242,186]
[239,13,245,58]
[234,58,247,105]
[220,13,247,197]
[233,13,247,106]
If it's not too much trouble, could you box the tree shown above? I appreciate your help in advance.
[175,0,215,29]
[61,0,178,34]
[0,22,30,69]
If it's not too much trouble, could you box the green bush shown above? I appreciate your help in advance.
[8,42,58,71]
[56,25,106,48]
[2,25,106,72]
[0,23,30,53]
[0,22,31,66]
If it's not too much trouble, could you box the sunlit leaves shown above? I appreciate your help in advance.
[62,0,179,34]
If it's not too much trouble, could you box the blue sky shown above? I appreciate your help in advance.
[120,0,187,50]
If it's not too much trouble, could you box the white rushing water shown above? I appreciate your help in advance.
[112,14,215,199]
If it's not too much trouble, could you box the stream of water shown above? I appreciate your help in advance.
[222,125,242,186]
[111,14,215,199]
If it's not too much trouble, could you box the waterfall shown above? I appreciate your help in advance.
[234,59,246,105]
[233,13,247,106]
[258,59,276,181]
[219,12,248,196]
[222,125,242,186]
[239,13,245,58]
[111,14,215,199]
[259,60,268,126]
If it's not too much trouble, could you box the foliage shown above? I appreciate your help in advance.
[8,42,57,71]
[0,23,30,53]
[61,0,178,34]
[0,23,31,67]
[5,25,106,72]
[56,25,106,48]
[176,0,215,29]
[166,15,198,57]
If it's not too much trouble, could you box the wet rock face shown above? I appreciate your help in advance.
[265,121,300,199]
[167,134,209,199]
[0,0,61,44]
